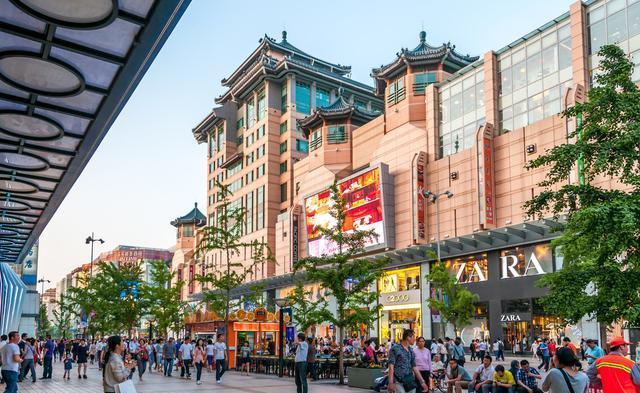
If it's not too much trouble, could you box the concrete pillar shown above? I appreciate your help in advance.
[570,1,589,90]
[483,51,500,134]
[425,84,439,161]
[420,261,432,339]
[310,81,317,111]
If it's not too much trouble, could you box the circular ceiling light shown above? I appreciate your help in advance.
[0,228,19,237]
[0,111,63,141]
[0,215,25,225]
[0,150,49,171]
[0,199,31,212]
[0,177,39,194]
[10,0,117,29]
[0,239,18,246]
[0,51,84,97]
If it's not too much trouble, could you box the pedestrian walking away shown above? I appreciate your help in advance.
[214,334,227,383]
[178,336,193,379]
[294,333,309,393]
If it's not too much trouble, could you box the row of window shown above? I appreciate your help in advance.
[308,125,348,152]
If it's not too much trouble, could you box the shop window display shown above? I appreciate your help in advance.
[379,267,421,293]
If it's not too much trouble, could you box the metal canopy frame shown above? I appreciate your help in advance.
[0,0,190,264]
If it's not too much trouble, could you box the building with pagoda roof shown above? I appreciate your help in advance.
[170,203,207,301]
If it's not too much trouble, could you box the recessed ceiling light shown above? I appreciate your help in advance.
[0,52,84,96]
[0,151,49,171]
[0,199,31,212]
[11,0,117,29]
[0,111,63,141]
[0,177,39,194]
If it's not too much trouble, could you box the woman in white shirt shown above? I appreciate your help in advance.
[103,336,134,393]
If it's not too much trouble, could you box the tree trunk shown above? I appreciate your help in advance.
[339,325,345,385]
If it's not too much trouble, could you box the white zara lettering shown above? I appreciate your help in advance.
[500,255,520,279]
[524,253,546,276]
[500,252,547,278]
[455,261,487,283]
[500,314,521,322]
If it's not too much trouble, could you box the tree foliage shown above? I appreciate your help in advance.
[285,279,326,333]
[37,302,51,336]
[196,181,273,358]
[52,294,74,339]
[426,262,478,336]
[524,44,640,328]
[147,260,186,337]
[294,181,387,384]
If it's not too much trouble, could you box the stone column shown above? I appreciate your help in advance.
[425,84,439,161]
[483,51,499,133]
[570,1,589,91]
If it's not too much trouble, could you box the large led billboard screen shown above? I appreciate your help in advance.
[304,164,393,257]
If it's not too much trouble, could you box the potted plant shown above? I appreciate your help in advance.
[347,360,384,389]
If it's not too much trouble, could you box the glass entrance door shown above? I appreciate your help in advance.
[502,321,530,352]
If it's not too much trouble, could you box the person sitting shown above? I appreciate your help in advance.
[470,355,494,393]
[445,358,472,393]
[517,359,542,393]
[493,364,515,393]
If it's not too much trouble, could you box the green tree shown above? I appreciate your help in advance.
[196,181,274,360]
[285,279,325,334]
[37,302,51,336]
[52,294,74,339]
[524,44,640,334]
[147,260,186,337]
[294,182,387,384]
[426,262,479,337]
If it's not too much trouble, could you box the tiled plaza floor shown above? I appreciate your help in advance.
[14,360,367,393]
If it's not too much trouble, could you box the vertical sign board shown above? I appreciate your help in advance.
[416,152,427,240]
[291,214,299,265]
[21,241,38,286]
[477,124,495,228]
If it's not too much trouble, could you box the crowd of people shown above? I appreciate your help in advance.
[384,329,640,393]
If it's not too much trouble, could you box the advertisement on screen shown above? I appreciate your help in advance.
[304,164,393,257]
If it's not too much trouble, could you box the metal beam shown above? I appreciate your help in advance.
[444,240,463,250]
[458,237,477,248]
[505,227,526,239]
[488,231,509,242]
[523,223,545,236]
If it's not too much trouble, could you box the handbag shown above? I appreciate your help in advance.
[115,379,137,393]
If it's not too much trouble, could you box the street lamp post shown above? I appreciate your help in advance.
[85,232,105,278]
[274,298,291,378]
[37,278,50,298]
[420,190,454,262]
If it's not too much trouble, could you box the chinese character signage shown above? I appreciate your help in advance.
[21,241,38,286]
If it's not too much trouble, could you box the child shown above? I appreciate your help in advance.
[63,354,73,380]
[125,352,136,380]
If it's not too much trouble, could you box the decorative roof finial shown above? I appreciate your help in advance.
[194,202,198,208]
[337,86,344,97]
[282,30,287,42]
[419,31,426,43]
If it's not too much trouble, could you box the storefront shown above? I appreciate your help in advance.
[435,242,597,349]
[379,266,422,342]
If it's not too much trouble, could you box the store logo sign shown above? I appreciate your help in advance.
[500,314,522,322]
[500,253,547,279]
[386,294,410,303]
[455,261,487,283]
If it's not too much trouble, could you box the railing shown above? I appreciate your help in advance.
[327,132,347,144]
[387,87,406,105]
[310,137,323,151]
[413,82,430,95]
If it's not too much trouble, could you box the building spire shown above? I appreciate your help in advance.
[419,30,426,43]
[282,30,287,42]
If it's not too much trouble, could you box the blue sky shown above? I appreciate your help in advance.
[38,0,573,286]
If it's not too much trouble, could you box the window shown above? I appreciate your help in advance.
[256,186,265,230]
[295,182,300,196]
[236,135,243,145]
[280,182,288,202]
[498,22,571,133]
[246,152,254,165]
[315,87,330,108]
[236,117,244,130]
[209,162,215,173]
[257,90,266,121]
[354,99,367,111]
[246,133,254,147]
[257,144,265,158]
[387,76,406,105]
[229,178,243,193]
[295,81,311,114]
[246,171,254,185]
[226,161,242,177]
[413,72,437,94]
[245,191,254,234]
[279,160,287,174]
[279,141,288,154]
[257,125,266,139]
[256,164,265,178]
[310,128,322,151]
[215,125,224,152]
[296,139,309,153]
[327,125,347,143]
[247,98,256,127]
[281,82,288,113]
[379,267,421,293]
[280,121,288,135]
[438,66,486,158]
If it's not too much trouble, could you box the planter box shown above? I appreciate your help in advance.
[347,367,384,390]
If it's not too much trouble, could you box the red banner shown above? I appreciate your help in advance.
[481,124,495,227]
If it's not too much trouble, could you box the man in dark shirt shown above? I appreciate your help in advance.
[42,335,55,379]
[517,360,542,393]
[388,329,428,393]
[306,337,317,381]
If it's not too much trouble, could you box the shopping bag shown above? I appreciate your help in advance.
[114,379,137,393]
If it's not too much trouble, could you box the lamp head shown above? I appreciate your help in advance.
[85,236,92,244]
[445,191,454,199]
[421,189,433,199]
[99,239,105,244]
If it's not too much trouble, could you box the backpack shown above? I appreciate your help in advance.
[498,341,504,351]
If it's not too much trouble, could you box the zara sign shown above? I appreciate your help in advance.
[500,244,552,279]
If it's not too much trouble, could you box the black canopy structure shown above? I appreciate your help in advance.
[0,0,190,265]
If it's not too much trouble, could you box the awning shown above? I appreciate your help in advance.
[0,0,190,264]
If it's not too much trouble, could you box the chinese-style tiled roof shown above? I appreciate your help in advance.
[192,102,236,144]
[171,203,207,227]
[371,31,479,93]
[298,91,380,131]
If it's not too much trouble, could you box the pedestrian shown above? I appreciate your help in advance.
[387,329,429,393]
[19,338,36,383]
[542,347,588,393]
[41,335,55,379]
[162,337,175,377]
[470,339,477,361]
[154,339,163,373]
[470,355,494,393]
[96,339,105,370]
[89,340,97,365]
[76,338,89,379]
[431,339,439,361]
[492,364,516,393]
[438,338,447,361]
[178,336,193,379]
[57,340,65,363]
[136,338,149,381]
[102,336,135,393]
[16,333,27,382]
[580,338,587,361]
[306,337,317,380]
[240,341,251,376]
[213,334,227,383]
[147,340,155,372]
[63,353,73,380]
[561,337,577,356]
[532,339,540,361]
[205,339,214,373]
[478,339,487,360]
[584,339,603,366]
[537,339,550,372]
[452,337,465,367]
[414,337,431,393]
[294,333,309,393]
[192,338,205,385]
[492,340,500,359]
[517,359,543,393]
[445,357,472,393]
[497,338,505,361]
[1,331,22,393]
[587,336,640,392]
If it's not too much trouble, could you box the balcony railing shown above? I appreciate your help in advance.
[310,137,323,151]
[327,132,348,144]
[387,87,406,105]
